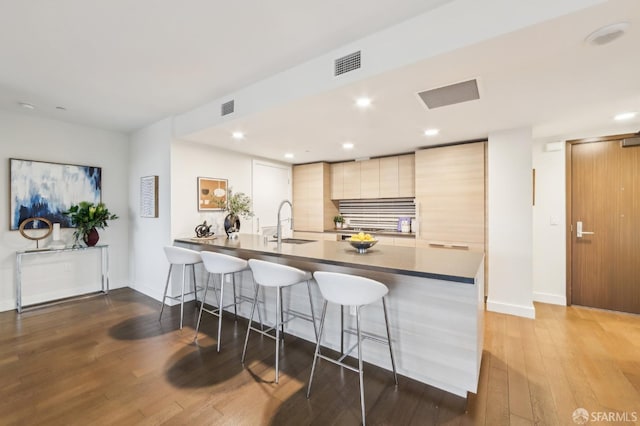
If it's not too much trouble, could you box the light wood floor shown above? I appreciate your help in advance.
[0,288,638,425]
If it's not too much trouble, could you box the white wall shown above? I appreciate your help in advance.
[0,110,129,312]
[171,140,254,238]
[127,117,173,301]
[532,140,567,305]
[487,127,535,318]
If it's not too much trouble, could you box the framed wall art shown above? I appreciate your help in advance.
[140,175,159,218]
[9,158,102,230]
[198,177,227,211]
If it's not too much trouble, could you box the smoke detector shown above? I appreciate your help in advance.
[585,22,629,46]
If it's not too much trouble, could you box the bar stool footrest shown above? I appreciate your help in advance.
[317,353,360,374]
[343,328,391,346]
[164,287,203,302]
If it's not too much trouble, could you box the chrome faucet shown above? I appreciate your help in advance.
[276,199,293,246]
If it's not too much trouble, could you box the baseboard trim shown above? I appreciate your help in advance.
[533,291,566,306]
[0,300,15,313]
[129,282,197,306]
[486,299,536,319]
[130,282,164,303]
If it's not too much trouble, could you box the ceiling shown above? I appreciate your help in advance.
[2,1,639,165]
[0,0,452,132]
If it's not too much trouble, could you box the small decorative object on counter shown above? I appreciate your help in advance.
[64,201,118,247]
[18,217,53,250]
[333,215,345,229]
[48,222,66,249]
[348,232,378,253]
[219,189,254,238]
[194,220,215,238]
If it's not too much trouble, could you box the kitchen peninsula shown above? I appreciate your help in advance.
[175,235,484,398]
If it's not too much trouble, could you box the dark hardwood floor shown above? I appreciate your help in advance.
[0,288,638,425]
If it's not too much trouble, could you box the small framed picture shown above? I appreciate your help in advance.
[140,175,159,218]
[198,177,227,211]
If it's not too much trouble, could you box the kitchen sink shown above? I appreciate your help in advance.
[270,238,316,244]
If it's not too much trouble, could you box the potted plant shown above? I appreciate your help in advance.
[64,201,118,247]
[333,215,345,229]
[219,190,254,238]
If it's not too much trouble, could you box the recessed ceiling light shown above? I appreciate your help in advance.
[585,22,630,46]
[232,131,244,140]
[19,102,35,110]
[284,153,294,159]
[614,111,637,121]
[342,142,354,150]
[424,128,440,136]
[355,97,372,108]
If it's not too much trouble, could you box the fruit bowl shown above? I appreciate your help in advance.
[349,239,378,254]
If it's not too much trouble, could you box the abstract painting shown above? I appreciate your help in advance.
[198,177,227,211]
[10,158,102,230]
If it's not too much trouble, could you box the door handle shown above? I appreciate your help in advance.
[576,221,594,238]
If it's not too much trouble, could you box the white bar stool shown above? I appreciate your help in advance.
[307,271,398,426]
[159,246,203,329]
[242,259,318,383]
[194,251,263,352]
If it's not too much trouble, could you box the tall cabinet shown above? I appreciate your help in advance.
[293,162,338,232]
[415,142,485,251]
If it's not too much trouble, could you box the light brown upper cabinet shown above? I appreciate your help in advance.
[293,162,338,232]
[360,159,380,199]
[415,143,485,248]
[379,156,398,198]
[331,154,415,200]
[330,162,344,200]
[398,154,415,197]
[342,161,361,199]
[379,154,415,198]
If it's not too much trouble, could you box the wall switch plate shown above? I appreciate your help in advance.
[349,305,356,316]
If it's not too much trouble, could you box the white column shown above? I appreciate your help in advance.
[487,127,535,318]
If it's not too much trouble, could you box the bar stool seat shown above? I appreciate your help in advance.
[159,246,203,329]
[307,271,398,426]
[242,259,318,383]
[194,251,263,352]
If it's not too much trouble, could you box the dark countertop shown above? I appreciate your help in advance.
[175,234,483,284]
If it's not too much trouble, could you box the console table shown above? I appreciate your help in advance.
[15,245,110,313]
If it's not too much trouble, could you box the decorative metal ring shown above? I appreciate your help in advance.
[18,217,53,241]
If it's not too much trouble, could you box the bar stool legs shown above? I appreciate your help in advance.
[241,259,318,385]
[382,298,398,384]
[307,271,397,426]
[194,270,263,352]
[159,261,200,329]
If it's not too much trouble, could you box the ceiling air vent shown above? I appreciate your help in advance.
[418,79,480,109]
[221,100,235,116]
[334,51,361,76]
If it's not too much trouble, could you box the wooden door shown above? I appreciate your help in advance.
[570,139,640,314]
